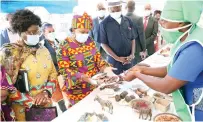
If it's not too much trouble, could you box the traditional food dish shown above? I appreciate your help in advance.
[154,113,182,122]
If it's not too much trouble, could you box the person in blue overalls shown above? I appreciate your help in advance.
[99,0,138,75]
[123,0,203,121]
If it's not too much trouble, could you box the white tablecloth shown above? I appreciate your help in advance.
[53,46,175,122]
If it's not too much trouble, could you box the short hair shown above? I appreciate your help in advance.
[11,9,42,34]
[42,22,53,32]
[154,10,162,15]
[127,0,135,10]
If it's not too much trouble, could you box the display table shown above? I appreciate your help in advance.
[53,46,175,122]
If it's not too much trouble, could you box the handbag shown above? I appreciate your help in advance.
[25,105,58,121]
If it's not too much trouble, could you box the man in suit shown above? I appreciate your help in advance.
[126,0,146,63]
[143,4,158,56]
[89,1,107,59]
[1,14,19,46]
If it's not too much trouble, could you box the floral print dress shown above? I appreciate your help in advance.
[0,43,58,121]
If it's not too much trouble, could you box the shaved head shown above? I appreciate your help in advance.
[97,1,106,11]
[126,0,135,12]
[144,3,151,10]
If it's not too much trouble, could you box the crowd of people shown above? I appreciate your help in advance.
[0,0,203,121]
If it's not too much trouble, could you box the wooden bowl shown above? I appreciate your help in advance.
[130,99,152,113]
[154,113,182,122]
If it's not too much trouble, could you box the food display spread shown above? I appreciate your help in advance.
[75,79,179,122]
[53,45,181,122]
[55,77,180,122]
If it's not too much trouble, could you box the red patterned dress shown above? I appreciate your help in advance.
[57,37,108,106]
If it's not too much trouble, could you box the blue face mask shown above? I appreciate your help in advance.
[160,23,192,44]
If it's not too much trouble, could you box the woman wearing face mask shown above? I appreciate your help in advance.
[57,13,112,107]
[1,65,16,121]
[123,1,203,121]
[0,9,58,121]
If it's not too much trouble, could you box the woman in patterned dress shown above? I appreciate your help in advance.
[57,12,112,106]
[1,65,16,121]
[0,9,59,121]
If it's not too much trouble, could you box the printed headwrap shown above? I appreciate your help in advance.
[71,12,93,30]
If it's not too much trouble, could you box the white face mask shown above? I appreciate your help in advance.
[24,35,40,46]
[110,11,122,20]
[98,10,106,18]
[75,33,89,43]
[47,32,56,41]
[161,23,192,32]
[144,10,151,17]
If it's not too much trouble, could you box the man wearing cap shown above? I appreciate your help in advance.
[123,0,203,121]
[99,0,137,74]
[89,1,107,60]
[126,0,146,63]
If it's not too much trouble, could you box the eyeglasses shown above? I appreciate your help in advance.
[25,30,42,36]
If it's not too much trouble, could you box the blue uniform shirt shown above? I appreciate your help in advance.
[99,15,137,74]
[99,15,136,57]
[168,42,203,121]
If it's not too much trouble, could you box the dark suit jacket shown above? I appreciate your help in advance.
[89,17,100,49]
[144,16,158,45]
[144,16,158,55]
[1,29,10,47]
[126,12,146,55]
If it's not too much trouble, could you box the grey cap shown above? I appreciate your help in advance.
[107,0,125,7]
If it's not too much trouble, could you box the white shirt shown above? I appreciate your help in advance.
[116,18,122,24]
[7,29,20,43]
[98,17,105,24]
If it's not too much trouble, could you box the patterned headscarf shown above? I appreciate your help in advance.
[71,12,93,30]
